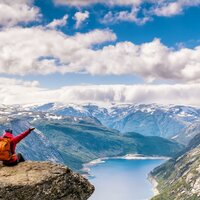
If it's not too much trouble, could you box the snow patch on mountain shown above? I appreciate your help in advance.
[24,102,200,139]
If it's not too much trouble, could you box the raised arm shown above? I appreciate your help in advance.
[12,128,35,144]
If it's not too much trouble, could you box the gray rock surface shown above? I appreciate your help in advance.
[0,161,94,200]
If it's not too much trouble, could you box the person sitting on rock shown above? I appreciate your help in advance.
[0,128,35,166]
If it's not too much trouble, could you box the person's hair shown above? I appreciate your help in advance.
[5,129,13,134]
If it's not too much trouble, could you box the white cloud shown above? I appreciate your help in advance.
[0,27,200,83]
[60,38,200,83]
[153,0,200,17]
[0,27,116,75]
[47,15,68,29]
[0,78,200,106]
[0,78,49,105]
[74,11,89,29]
[0,0,40,27]
[72,29,117,47]
[54,0,200,24]
[102,7,151,25]
[54,0,142,7]
[0,78,39,87]
[55,0,200,11]
[153,2,183,17]
[58,84,200,106]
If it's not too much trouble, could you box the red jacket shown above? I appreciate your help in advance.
[1,129,31,163]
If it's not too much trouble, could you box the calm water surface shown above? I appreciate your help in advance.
[89,159,164,200]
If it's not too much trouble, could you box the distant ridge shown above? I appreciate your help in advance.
[24,102,200,139]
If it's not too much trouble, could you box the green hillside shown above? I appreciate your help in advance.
[151,133,200,200]
[34,119,183,171]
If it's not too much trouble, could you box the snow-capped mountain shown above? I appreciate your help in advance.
[24,103,200,139]
[0,104,185,170]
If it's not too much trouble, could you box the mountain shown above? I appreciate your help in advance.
[25,103,200,139]
[0,161,94,200]
[150,133,200,200]
[0,104,183,171]
[33,118,183,171]
[173,120,200,145]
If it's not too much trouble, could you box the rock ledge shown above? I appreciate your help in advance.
[0,161,94,200]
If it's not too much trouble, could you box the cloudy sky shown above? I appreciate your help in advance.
[0,0,200,106]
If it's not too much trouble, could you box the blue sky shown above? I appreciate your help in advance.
[34,0,200,47]
[0,0,200,105]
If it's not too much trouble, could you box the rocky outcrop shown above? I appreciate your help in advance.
[0,161,94,200]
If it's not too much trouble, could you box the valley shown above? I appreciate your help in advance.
[0,103,199,199]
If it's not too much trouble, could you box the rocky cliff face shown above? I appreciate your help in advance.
[150,133,200,200]
[174,120,200,145]
[0,161,94,200]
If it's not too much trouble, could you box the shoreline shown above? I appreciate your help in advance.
[81,154,169,174]
[82,154,165,198]
[148,174,160,196]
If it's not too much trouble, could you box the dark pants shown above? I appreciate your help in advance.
[3,153,25,166]
[17,153,25,162]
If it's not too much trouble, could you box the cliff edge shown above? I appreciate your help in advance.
[0,161,94,200]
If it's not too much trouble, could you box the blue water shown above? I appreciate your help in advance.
[89,159,164,200]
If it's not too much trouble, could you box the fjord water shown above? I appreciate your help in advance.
[89,159,164,200]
